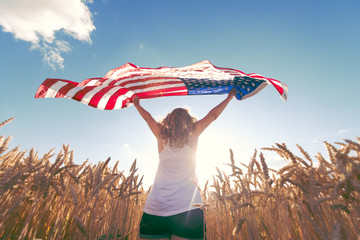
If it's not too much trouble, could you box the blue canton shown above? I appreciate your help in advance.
[181,76,265,100]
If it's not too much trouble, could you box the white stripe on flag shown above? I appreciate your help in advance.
[65,86,86,99]
[45,81,69,98]
[80,86,109,105]
[114,90,135,109]
[110,71,169,82]
[222,70,245,76]
[268,79,283,88]
[123,78,183,88]
[97,86,125,110]
[109,65,138,80]
[108,67,233,82]
[84,79,101,86]
[131,83,185,93]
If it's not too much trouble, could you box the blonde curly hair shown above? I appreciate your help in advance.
[160,108,197,148]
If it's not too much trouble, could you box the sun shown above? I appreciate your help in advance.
[196,130,232,188]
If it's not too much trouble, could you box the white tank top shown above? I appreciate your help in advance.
[143,144,203,216]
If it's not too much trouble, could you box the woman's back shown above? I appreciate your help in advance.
[144,143,203,216]
[157,144,197,182]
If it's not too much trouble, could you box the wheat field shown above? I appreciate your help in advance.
[1,118,359,239]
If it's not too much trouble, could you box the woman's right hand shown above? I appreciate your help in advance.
[132,95,140,107]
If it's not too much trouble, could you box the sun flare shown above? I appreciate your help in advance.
[196,131,233,188]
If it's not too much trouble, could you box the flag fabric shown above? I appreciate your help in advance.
[35,60,288,110]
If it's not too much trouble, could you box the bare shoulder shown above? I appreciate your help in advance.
[157,136,166,153]
[188,131,199,151]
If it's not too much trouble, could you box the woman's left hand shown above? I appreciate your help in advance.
[228,88,237,99]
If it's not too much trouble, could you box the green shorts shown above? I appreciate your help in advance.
[139,208,206,239]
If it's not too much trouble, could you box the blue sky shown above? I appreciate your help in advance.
[1,0,359,187]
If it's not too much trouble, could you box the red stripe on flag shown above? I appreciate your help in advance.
[267,78,284,95]
[35,79,78,98]
[120,77,180,86]
[72,86,96,102]
[88,85,119,108]
[137,86,188,99]
[108,75,179,86]
[55,82,77,98]
[105,88,131,110]
[248,74,266,80]
[34,79,59,98]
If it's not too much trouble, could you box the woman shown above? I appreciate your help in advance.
[133,88,236,240]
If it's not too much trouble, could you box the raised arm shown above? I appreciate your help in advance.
[194,88,236,136]
[133,95,161,138]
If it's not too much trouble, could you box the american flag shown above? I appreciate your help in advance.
[35,60,288,110]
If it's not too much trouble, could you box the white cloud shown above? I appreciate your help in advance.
[0,0,95,69]
[139,43,144,50]
[338,129,348,134]
[123,143,131,149]
[32,40,71,70]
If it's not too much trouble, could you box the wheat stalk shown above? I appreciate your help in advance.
[0,118,14,130]
[1,129,359,239]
